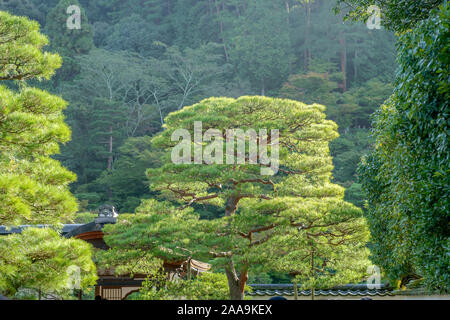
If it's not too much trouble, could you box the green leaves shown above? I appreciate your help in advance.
[0,12,92,300]
[359,3,449,291]
[0,11,61,81]
[137,271,234,300]
[45,0,93,56]
[104,96,371,298]
[336,0,445,33]
[0,13,78,225]
[0,86,70,157]
[0,228,97,299]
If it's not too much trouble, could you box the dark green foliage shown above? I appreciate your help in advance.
[92,136,163,212]
[227,0,291,94]
[45,0,93,56]
[0,0,45,23]
[33,0,395,213]
[359,3,449,291]
[330,128,373,184]
[0,11,77,224]
[44,0,94,84]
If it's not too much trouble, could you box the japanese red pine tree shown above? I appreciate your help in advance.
[103,96,370,300]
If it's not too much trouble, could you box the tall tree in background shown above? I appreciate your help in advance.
[228,0,292,95]
[90,98,126,172]
[44,0,93,84]
[160,44,227,110]
[59,49,134,183]
[45,0,93,56]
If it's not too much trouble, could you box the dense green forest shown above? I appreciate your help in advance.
[0,0,396,213]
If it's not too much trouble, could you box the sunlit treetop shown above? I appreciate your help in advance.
[0,11,61,80]
[0,12,77,226]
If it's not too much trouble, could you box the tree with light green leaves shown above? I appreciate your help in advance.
[0,228,97,299]
[358,3,449,291]
[136,271,235,300]
[262,210,370,300]
[103,96,370,300]
[0,11,77,225]
[0,11,97,299]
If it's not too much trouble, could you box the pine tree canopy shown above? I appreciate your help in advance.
[103,96,370,299]
[0,11,77,226]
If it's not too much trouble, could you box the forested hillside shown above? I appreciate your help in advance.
[0,0,397,213]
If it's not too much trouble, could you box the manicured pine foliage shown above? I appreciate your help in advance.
[0,12,97,299]
[0,228,97,299]
[0,11,75,224]
[103,96,370,300]
[137,271,233,300]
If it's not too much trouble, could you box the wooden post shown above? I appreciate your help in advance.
[311,250,315,301]
[187,258,192,300]
[294,282,298,300]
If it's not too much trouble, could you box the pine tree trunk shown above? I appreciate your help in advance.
[294,282,298,300]
[311,250,315,301]
[225,196,239,216]
[286,1,293,74]
[304,1,311,71]
[339,31,347,92]
[167,0,171,14]
[215,0,229,62]
[225,259,248,300]
[354,44,358,81]
[107,125,113,170]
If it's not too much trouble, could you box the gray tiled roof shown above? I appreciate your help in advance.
[248,284,394,297]
[63,222,102,238]
[0,224,83,236]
